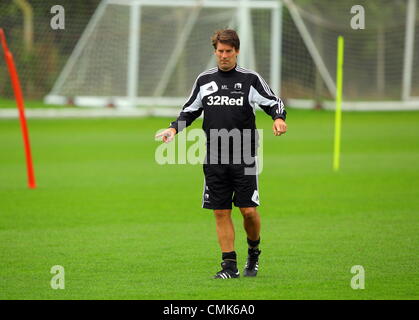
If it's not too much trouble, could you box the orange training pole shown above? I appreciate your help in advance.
[0,28,36,189]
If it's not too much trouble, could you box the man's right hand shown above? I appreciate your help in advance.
[155,128,177,143]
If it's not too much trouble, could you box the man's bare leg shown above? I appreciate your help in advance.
[239,207,261,242]
[213,209,234,252]
[213,209,239,278]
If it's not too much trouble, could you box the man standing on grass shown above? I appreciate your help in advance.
[156,29,287,279]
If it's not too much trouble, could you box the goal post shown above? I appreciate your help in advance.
[402,0,417,101]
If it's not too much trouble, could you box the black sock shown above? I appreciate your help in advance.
[222,251,237,262]
[247,237,260,249]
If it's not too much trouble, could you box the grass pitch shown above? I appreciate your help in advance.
[0,108,418,299]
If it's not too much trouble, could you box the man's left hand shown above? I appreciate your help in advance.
[273,118,287,136]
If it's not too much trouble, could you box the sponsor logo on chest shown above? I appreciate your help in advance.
[207,95,244,106]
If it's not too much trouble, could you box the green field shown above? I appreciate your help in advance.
[0,108,418,299]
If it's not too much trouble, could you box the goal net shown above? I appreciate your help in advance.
[45,0,419,111]
[45,0,281,112]
[281,0,419,110]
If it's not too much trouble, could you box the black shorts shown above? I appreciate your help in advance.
[202,161,260,210]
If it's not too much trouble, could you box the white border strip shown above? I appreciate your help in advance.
[288,98,419,111]
[44,95,188,108]
[106,0,279,9]
[0,108,189,119]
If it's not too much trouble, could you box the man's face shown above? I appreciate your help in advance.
[215,42,239,71]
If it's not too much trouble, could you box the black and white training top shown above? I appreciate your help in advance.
[170,65,287,163]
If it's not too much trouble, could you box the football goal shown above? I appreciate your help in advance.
[45,0,282,113]
[45,0,419,111]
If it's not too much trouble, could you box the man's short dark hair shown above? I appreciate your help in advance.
[211,29,240,50]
